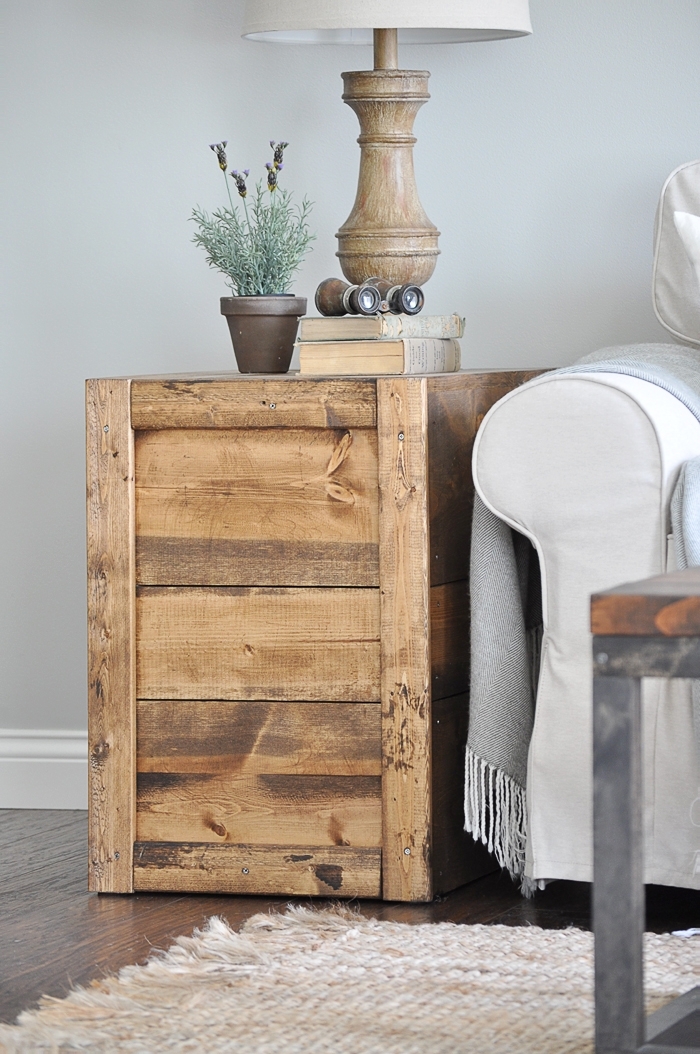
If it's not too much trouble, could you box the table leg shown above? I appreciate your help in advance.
[593,673,645,1054]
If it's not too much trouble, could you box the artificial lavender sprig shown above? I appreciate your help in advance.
[230,170,250,198]
[265,162,278,193]
[191,138,314,296]
[209,141,228,171]
[270,140,288,169]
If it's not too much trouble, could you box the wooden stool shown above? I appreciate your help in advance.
[591,568,700,1053]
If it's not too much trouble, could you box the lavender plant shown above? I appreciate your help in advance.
[191,140,314,296]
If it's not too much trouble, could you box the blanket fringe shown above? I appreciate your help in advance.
[464,748,536,896]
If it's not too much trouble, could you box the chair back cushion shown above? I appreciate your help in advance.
[653,159,700,346]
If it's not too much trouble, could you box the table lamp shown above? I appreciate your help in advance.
[242,1,532,287]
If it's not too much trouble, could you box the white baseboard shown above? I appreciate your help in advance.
[0,729,88,809]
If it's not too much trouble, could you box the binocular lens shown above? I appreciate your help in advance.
[358,286,380,313]
[389,284,424,315]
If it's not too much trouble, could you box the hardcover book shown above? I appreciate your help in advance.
[298,337,461,376]
[298,313,465,342]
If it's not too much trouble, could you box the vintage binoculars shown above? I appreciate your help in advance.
[315,278,425,317]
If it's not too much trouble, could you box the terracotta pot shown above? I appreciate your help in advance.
[220,295,307,373]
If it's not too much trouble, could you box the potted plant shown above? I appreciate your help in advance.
[191,140,314,373]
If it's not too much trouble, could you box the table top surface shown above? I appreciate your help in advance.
[89,368,544,383]
[591,567,700,637]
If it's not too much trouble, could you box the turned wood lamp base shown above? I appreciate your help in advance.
[336,29,440,287]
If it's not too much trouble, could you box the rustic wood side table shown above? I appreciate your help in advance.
[591,568,700,1054]
[87,369,537,902]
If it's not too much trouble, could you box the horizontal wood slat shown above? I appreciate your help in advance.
[135,427,379,586]
[136,537,379,588]
[136,772,382,847]
[133,842,382,897]
[136,586,381,701]
[137,700,381,776]
[130,377,377,430]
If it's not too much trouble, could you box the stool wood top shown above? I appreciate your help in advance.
[591,566,700,637]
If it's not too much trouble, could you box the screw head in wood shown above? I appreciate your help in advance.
[114,851,120,860]
[103,425,109,432]
[269,403,276,409]
[242,867,249,874]
[404,847,411,855]
[398,432,404,441]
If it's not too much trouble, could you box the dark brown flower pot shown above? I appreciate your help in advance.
[220,295,307,373]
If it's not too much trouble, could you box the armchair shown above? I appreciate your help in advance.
[467,161,700,893]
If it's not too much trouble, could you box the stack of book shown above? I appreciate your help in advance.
[296,313,464,375]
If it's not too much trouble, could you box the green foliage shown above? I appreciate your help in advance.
[191,141,314,296]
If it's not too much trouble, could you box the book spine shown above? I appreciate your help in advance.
[381,313,465,339]
[403,338,461,373]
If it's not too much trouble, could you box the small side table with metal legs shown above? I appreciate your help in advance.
[591,567,700,1054]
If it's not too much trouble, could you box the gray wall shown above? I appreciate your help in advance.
[0,0,698,732]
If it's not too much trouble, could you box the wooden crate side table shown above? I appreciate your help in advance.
[87,369,538,902]
[591,568,700,1054]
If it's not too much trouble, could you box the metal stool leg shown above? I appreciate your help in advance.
[593,673,645,1054]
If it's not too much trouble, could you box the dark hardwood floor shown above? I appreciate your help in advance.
[2,809,698,1025]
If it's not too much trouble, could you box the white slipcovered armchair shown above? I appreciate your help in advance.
[467,161,700,892]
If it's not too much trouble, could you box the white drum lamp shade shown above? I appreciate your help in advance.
[242,1,532,288]
[242,1,532,44]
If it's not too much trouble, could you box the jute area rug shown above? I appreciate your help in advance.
[0,906,697,1053]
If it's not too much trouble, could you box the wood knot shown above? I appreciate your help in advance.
[208,820,227,839]
[324,480,355,504]
[314,864,343,891]
[90,740,109,765]
[322,432,356,504]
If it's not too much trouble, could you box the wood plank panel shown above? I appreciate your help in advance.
[86,378,136,893]
[135,427,379,586]
[430,581,470,701]
[136,537,379,588]
[137,700,381,776]
[427,370,544,587]
[136,773,382,846]
[377,377,432,901]
[431,694,495,894]
[133,843,382,897]
[136,586,381,701]
[130,377,377,430]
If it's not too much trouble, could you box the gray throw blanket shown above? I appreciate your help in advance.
[465,343,700,892]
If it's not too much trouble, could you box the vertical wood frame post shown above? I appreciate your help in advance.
[377,377,432,901]
[86,379,136,892]
[592,673,645,1053]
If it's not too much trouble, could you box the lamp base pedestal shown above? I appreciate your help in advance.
[336,69,440,287]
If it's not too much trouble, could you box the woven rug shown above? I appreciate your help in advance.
[0,907,697,1053]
